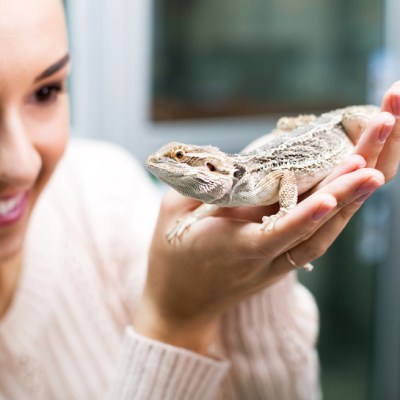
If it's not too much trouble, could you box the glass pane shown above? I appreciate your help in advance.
[152,0,383,121]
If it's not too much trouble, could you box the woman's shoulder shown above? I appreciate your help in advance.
[32,138,159,274]
[50,138,157,200]
[40,138,159,237]
[24,139,158,331]
[61,138,145,179]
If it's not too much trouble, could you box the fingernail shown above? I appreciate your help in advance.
[379,122,394,143]
[312,201,335,221]
[391,90,400,117]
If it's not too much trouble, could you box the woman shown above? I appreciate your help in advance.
[0,0,399,399]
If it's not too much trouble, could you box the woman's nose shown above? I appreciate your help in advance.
[0,109,41,189]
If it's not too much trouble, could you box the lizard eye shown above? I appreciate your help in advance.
[175,150,185,159]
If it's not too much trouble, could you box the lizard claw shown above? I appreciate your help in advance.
[260,208,291,232]
[166,203,220,244]
[166,220,187,243]
[166,214,199,243]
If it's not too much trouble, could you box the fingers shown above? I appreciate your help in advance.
[312,154,366,189]
[232,167,383,275]
[377,81,400,181]
[274,191,370,273]
[317,110,395,191]
[269,169,383,274]
[353,111,395,168]
[318,82,400,190]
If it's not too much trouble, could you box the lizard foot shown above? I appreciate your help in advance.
[260,208,291,232]
[166,217,195,243]
[166,203,219,244]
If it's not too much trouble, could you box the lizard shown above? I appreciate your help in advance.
[146,105,379,269]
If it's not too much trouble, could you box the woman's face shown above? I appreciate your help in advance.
[0,0,69,263]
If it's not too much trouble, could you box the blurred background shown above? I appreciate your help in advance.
[64,0,400,399]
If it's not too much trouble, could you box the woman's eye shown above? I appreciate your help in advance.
[32,83,64,105]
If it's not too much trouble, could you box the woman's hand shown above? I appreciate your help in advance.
[287,81,400,267]
[134,83,400,355]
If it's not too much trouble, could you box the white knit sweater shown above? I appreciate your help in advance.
[0,139,320,400]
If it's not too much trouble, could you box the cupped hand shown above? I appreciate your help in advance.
[285,81,400,267]
[134,83,399,354]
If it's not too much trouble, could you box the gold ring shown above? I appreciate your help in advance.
[285,251,314,272]
[286,250,299,268]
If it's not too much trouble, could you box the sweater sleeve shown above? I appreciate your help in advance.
[215,272,321,400]
[107,275,320,400]
[107,327,229,400]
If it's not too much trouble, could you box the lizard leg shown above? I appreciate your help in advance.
[341,112,368,144]
[260,171,314,272]
[261,170,298,231]
[167,203,219,243]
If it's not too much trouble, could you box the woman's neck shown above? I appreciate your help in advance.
[0,252,22,320]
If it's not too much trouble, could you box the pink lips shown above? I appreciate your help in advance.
[0,192,29,227]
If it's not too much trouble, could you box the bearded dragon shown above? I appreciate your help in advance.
[146,106,379,245]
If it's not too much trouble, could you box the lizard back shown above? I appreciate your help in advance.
[238,107,366,175]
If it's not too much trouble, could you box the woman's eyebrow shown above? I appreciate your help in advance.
[34,53,70,82]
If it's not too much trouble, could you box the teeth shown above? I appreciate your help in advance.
[0,194,23,216]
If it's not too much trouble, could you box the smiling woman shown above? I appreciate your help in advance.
[0,0,399,399]
[0,0,69,311]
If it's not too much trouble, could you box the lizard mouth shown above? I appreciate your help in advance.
[146,159,189,180]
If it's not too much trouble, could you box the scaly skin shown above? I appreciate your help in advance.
[146,105,379,245]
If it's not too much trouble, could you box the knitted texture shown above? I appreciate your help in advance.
[0,139,320,399]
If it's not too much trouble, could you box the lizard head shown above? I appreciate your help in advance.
[146,142,237,203]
